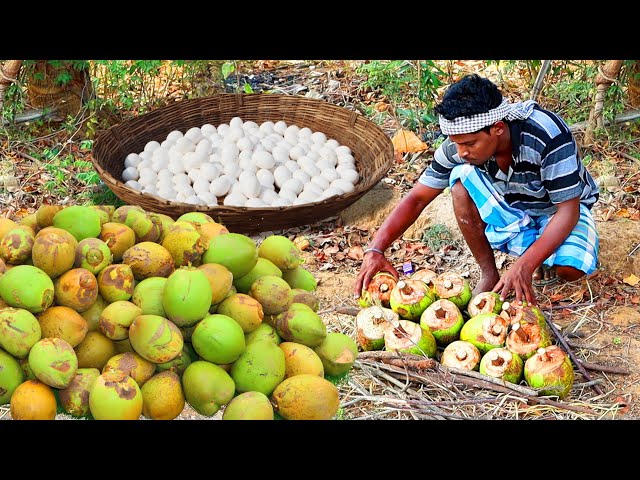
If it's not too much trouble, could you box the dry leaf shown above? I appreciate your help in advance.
[391,129,428,155]
[347,246,364,261]
[623,274,640,286]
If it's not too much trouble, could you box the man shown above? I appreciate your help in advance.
[353,74,599,306]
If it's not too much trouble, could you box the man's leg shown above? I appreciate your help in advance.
[451,180,500,295]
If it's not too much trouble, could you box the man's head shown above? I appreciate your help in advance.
[435,74,509,165]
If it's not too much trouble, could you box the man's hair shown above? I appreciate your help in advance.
[435,74,504,121]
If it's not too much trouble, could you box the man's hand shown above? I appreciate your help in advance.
[492,260,536,305]
[353,253,399,300]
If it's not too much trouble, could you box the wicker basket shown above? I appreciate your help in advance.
[91,93,394,234]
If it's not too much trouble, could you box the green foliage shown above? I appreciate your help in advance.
[355,60,445,131]
[421,223,457,251]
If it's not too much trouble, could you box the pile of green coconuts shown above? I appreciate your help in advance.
[0,203,359,420]
[356,269,574,399]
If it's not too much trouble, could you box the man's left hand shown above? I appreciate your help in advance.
[491,261,537,305]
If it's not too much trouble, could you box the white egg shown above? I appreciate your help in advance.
[311,175,330,191]
[325,139,340,150]
[228,182,243,195]
[239,156,257,173]
[240,175,262,199]
[238,149,254,163]
[340,168,361,185]
[122,167,139,182]
[273,120,288,135]
[310,131,327,144]
[318,146,337,161]
[323,186,344,198]
[316,159,334,172]
[297,190,319,204]
[299,159,320,178]
[271,197,292,207]
[185,127,204,143]
[281,177,304,196]
[245,197,268,208]
[124,153,142,169]
[243,120,259,130]
[335,145,352,156]
[174,137,196,154]
[259,121,275,134]
[223,163,242,179]
[302,182,324,197]
[209,132,223,144]
[142,185,158,195]
[138,167,156,180]
[125,180,142,190]
[198,192,218,205]
[260,188,279,204]
[217,123,230,136]
[157,169,173,181]
[237,136,254,152]
[224,193,247,206]
[337,153,356,165]
[220,142,240,160]
[256,168,275,187]
[200,163,221,182]
[195,138,212,154]
[176,184,195,197]
[288,146,305,161]
[210,176,232,197]
[284,160,300,173]
[187,168,202,183]
[167,158,186,175]
[260,138,275,153]
[157,187,177,200]
[152,147,169,162]
[144,140,161,153]
[253,151,275,170]
[161,139,175,150]
[321,168,340,183]
[138,151,152,162]
[292,169,311,184]
[136,159,152,172]
[278,188,298,203]
[201,124,217,136]
[297,127,312,138]
[192,178,211,195]
[305,151,320,163]
[166,130,184,141]
[175,192,187,202]
[184,195,205,205]
[331,178,355,194]
[336,163,357,175]
[152,157,169,173]
[227,127,245,142]
[173,173,191,187]
[229,117,244,129]
[273,165,292,189]
[156,178,174,191]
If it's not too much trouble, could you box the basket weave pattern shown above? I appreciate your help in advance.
[92,93,394,234]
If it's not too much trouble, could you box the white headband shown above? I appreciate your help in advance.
[438,98,537,136]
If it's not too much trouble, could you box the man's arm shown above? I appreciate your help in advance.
[492,196,581,304]
[353,182,443,298]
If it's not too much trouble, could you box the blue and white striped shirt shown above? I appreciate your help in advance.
[418,105,600,217]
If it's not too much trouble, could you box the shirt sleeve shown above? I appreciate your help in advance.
[417,138,463,189]
[539,131,584,204]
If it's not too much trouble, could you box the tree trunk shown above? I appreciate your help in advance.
[25,60,94,121]
[0,60,23,110]
[584,60,624,145]
[628,60,640,108]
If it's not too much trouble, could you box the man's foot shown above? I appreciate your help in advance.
[532,265,560,287]
[472,272,501,296]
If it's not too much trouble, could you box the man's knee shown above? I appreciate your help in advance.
[555,265,586,282]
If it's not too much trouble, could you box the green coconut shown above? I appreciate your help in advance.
[96,263,135,303]
[279,341,325,378]
[182,360,235,417]
[74,238,113,275]
[257,235,302,271]
[161,229,207,268]
[99,222,136,263]
[271,374,339,420]
[191,314,246,365]
[440,340,482,371]
[28,337,79,388]
[156,343,198,376]
[0,307,42,358]
[432,271,472,310]
[459,313,509,355]
[128,314,184,364]
[275,305,327,347]
[281,266,317,292]
[52,205,103,241]
[0,264,54,313]
[216,293,264,334]
[505,321,552,360]
[57,367,100,417]
[89,370,143,420]
[202,233,258,279]
[383,319,437,358]
[30,228,78,278]
[176,212,214,225]
[245,322,282,347]
[524,346,574,399]
[122,242,175,280]
[74,331,116,370]
[35,204,64,228]
[141,370,186,420]
[36,305,89,348]
[467,291,504,317]
[0,225,36,265]
[230,339,286,397]
[290,288,320,312]
[359,271,398,308]
[355,306,398,351]
[419,299,464,346]
[389,279,436,321]
[479,347,524,384]
[249,275,294,316]
[233,257,283,294]
[80,294,109,332]
[313,332,359,377]
[98,300,143,341]
[102,351,157,387]
[198,263,234,306]
[162,267,213,327]
[222,391,274,420]
[131,277,168,317]
[0,349,25,405]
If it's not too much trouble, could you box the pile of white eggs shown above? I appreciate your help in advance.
[121,117,360,207]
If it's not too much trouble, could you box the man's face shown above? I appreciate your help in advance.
[448,125,500,166]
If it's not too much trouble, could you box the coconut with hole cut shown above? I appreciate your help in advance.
[419,299,464,346]
[505,321,552,360]
[524,345,574,399]
[440,340,481,371]
[359,271,397,308]
[479,347,524,384]
[432,271,472,310]
[383,319,437,358]
[355,306,399,351]
[467,291,504,317]
[459,313,509,355]
[389,279,436,321]
[410,268,437,290]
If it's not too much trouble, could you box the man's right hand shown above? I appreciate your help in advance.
[353,252,399,300]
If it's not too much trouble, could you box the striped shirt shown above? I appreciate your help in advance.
[418,105,600,217]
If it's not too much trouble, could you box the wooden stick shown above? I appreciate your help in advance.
[438,364,539,397]
[577,360,630,375]
[541,311,604,395]
[357,351,438,370]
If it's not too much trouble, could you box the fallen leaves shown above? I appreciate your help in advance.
[391,129,428,155]
[623,274,640,286]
